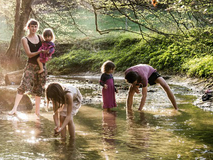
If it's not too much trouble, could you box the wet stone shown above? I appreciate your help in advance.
[0,86,33,111]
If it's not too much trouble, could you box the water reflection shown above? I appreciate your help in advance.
[126,109,150,150]
[0,75,213,159]
[102,110,117,148]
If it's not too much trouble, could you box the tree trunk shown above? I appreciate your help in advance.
[6,0,34,66]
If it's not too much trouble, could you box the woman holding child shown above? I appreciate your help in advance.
[9,19,48,118]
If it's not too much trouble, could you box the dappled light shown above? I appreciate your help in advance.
[0,0,213,159]
[0,75,213,159]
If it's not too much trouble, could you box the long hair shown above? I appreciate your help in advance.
[46,83,70,113]
[101,60,115,73]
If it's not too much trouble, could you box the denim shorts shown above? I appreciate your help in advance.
[148,72,161,85]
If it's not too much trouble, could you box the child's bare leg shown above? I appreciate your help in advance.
[155,77,178,110]
[37,57,44,74]
[103,108,111,112]
[60,116,66,140]
[68,117,75,139]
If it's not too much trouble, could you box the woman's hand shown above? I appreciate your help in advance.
[41,49,49,54]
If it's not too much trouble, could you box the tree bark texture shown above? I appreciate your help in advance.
[6,0,34,62]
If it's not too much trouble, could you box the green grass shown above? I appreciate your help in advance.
[47,27,213,78]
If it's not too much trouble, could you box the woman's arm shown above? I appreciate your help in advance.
[126,85,136,110]
[21,37,41,58]
[138,86,147,111]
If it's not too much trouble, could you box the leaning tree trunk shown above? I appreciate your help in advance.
[6,0,34,67]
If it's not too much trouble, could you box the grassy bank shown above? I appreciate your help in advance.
[47,27,213,79]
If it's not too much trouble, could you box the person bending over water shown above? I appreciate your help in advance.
[46,83,83,140]
[125,64,178,111]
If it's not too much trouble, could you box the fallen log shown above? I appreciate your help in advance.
[5,69,23,85]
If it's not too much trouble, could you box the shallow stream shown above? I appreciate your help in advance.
[0,75,213,159]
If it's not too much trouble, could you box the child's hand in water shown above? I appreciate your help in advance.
[54,127,61,137]
[54,131,59,137]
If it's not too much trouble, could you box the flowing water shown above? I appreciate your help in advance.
[0,75,213,159]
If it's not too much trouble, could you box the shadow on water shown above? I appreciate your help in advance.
[0,75,213,159]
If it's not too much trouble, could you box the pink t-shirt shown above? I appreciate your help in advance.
[125,64,156,87]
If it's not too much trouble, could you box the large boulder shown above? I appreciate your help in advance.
[5,69,23,85]
[0,86,33,111]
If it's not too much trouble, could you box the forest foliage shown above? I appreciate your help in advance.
[0,0,213,79]
[47,26,213,78]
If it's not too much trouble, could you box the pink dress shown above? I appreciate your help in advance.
[100,73,117,109]
[38,41,55,63]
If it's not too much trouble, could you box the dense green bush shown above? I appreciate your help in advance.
[47,27,213,78]
[182,55,213,77]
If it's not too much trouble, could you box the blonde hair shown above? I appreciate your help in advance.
[42,28,55,42]
[101,60,115,73]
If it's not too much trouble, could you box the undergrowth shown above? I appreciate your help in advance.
[46,27,213,78]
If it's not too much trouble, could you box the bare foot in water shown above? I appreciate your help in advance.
[35,113,40,120]
[8,110,17,115]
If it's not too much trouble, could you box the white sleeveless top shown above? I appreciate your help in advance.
[59,84,83,116]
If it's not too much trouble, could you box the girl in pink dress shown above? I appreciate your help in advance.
[99,60,118,111]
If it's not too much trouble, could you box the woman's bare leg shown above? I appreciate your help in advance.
[8,93,23,115]
[155,77,178,110]
[35,96,41,119]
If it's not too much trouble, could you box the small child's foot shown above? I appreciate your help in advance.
[38,69,44,74]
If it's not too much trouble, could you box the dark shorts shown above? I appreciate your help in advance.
[148,72,161,85]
